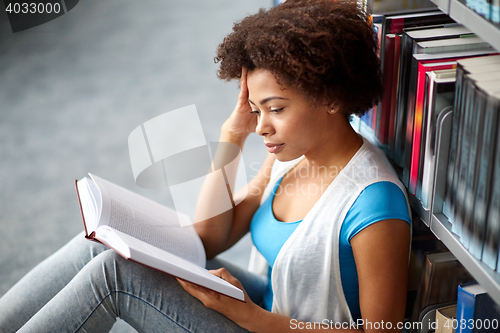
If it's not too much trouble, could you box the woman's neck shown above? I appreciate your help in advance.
[301,114,363,176]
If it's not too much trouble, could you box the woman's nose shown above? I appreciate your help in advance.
[255,113,273,137]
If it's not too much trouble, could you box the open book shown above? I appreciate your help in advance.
[75,173,244,301]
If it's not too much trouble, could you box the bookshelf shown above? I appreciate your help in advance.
[406,0,500,306]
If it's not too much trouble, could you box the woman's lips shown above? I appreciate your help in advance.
[265,142,284,154]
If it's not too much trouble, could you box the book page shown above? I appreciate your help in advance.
[90,174,205,267]
[96,227,243,301]
[77,178,99,233]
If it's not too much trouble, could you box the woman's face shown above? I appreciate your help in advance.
[246,68,333,162]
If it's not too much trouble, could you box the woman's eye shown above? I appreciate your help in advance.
[270,108,283,113]
[250,110,260,114]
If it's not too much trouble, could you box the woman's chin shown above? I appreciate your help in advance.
[272,151,302,162]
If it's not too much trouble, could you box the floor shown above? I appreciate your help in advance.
[0,0,270,331]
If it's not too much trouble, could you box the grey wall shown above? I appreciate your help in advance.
[0,1,271,329]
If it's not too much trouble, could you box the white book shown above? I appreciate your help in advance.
[75,174,244,301]
[421,70,455,210]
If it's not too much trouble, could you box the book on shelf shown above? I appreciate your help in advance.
[398,38,494,189]
[435,304,458,333]
[379,26,465,148]
[376,10,455,150]
[458,75,500,252]
[443,55,500,221]
[408,61,458,196]
[445,69,500,239]
[482,90,500,271]
[388,32,402,155]
[456,282,500,333]
[379,9,454,74]
[468,86,500,262]
[411,251,474,329]
[415,36,491,55]
[75,173,245,301]
[417,69,456,201]
[393,24,472,166]
[420,69,456,209]
[399,40,493,176]
[378,33,396,146]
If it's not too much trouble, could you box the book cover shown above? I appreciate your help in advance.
[403,39,494,188]
[415,37,491,55]
[378,34,396,146]
[75,174,245,301]
[452,77,500,239]
[388,33,402,156]
[481,90,500,271]
[460,75,500,251]
[409,61,457,195]
[393,25,471,166]
[451,75,479,236]
[469,87,500,260]
[411,251,474,328]
[379,14,455,163]
[436,304,458,333]
[456,282,500,333]
[443,55,500,220]
[380,9,453,74]
[420,70,455,209]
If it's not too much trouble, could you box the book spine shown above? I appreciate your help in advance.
[421,73,437,210]
[403,56,420,187]
[452,79,476,237]
[422,78,455,210]
[471,92,499,261]
[388,34,402,156]
[456,284,476,333]
[378,35,395,146]
[416,73,432,201]
[394,33,413,167]
[418,73,433,203]
[409,62,429,195]
[444,64,466,220]
[461,86,487,250]
[374,22,383,137]
[484,96,500,270]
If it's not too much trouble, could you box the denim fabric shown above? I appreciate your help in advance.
[0,232,267,332]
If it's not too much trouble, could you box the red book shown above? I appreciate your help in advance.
[388,34,401,151]
[378,34,396,145]
[408,60,457,194]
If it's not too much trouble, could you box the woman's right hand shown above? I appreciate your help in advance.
[220,67,257,146]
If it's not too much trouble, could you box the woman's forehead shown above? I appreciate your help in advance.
[247,69,291,95]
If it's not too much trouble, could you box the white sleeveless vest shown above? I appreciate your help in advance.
[248,136,410,323]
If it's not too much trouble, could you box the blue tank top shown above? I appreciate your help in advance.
[250,177,410,320]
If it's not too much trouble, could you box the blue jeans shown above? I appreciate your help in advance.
[0,232,268,332]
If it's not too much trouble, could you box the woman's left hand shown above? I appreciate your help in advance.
[176,268,261,327]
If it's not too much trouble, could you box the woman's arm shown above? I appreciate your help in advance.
[351,218,411,332]
[194,67,275,259]
[180,218,411,333]
[194,153,275,259]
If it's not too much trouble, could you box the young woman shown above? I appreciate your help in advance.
[0,1,411,332]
